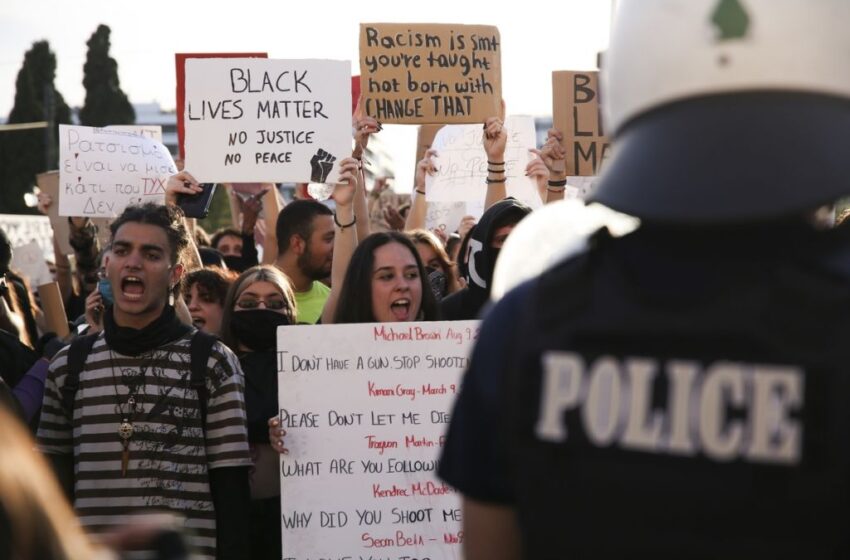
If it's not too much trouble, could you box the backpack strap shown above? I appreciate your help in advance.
[189,330,218,431]
[61,332,99,421]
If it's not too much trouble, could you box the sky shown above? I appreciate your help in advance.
[0,0,612,190]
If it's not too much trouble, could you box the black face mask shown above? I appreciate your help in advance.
[230,309,293,352]
[426,267,448,300]
[223,255,246,273]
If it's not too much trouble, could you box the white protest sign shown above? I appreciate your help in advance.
[58,125,176,218]
[566,176,598,200]
[105,125,163,143]
[425,200,484,234]
[184,58,351,184]
[11,240,53,288]
[0,214,55,262]
[426,115,542,209]
[277,320,480,560]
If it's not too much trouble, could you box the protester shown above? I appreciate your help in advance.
[0,228,41,348]
[440,198,531,320]
[439,1,850,557]
[37,202,252,560]
[210,195,262,272]
[182,267,237,336]
[271,200,335,323]
[219,265,296,560]
[211,228,242,257]
[408,228,462,298]
[39,191,103,325]
[0,406,112,560]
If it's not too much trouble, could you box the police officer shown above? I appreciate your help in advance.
[438,1,850,558]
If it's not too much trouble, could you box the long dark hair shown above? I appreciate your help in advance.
[333,232,439,324]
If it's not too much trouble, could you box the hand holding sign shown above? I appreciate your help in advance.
[331,158,361,207]
[414,148,438,192]
[531,128,567,175]
[483,116,508,162]
[352,96,382,160]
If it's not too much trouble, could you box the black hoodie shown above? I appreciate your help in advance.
[440,198,531,320]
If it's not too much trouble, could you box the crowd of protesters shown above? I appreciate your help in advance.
[0,85,567,559]
[5,1,850,558]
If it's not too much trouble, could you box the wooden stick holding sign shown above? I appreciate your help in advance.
[38,282,70,338]
[261,186,282,265]
[36,171,73,256]
[552,70,611,176]
[359,23,502,124]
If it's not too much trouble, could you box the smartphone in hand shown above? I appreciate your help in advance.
[177,183,217,219]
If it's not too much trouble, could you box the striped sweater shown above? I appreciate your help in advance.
[37,331,252,560]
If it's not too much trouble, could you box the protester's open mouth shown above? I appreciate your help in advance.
[192,316,206,329]
[121,276,145,301]
[390,298,411,321]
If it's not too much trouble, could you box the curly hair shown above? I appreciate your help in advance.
[109,203,189,265]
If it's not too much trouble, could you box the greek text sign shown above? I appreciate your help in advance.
[58,125,175,218]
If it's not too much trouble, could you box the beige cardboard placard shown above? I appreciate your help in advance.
[38,282,70,338]
[37,171,73,256]
[552,71,611,176]
[360,23,502,124]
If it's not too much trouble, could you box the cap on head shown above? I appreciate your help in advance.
[592,0,850,223]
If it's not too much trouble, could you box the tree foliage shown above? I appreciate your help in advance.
[79,24,135,127]
[0,41,71,214]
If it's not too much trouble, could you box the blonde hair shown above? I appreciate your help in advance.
[0,406,109,560]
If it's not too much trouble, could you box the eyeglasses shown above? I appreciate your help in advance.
[235,297,288,311]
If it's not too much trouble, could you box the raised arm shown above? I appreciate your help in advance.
[352,111,380,241]
[164,171,203,272]
[320,158,361,325]
[531,128,568,204]
[260,186,282,264]
[37,192,73,304]
[405,149,438,231]
[483,117,508,210]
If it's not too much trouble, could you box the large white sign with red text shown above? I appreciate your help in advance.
[277,321,480,560]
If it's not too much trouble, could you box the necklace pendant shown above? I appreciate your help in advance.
[118,420,134,440]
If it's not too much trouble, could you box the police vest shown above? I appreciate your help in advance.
[502,224,850,559]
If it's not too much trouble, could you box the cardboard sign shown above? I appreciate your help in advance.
[58,125,176,218]
[552,71,611,176]
[36,171,72,256]
[0,214,55,262]
[175,52,268,160]
[425,115,542,208]
[183,58,352,184]
[277,320,480,560]
[360,23,502,124]
[38,282,69,338]
[11,240,53,288]
[565,176,598,200]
